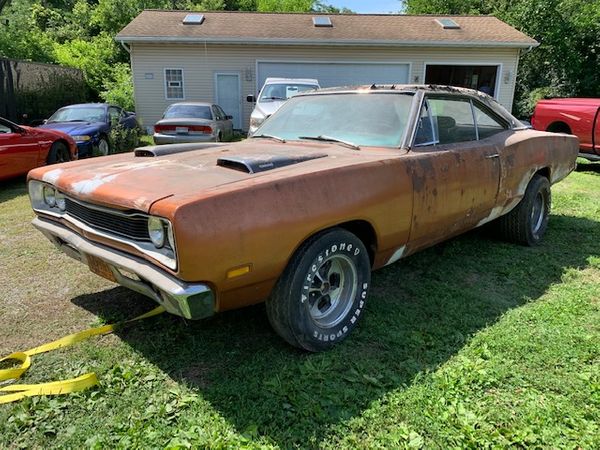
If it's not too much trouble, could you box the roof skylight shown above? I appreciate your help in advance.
[312,16,333,27]
[183,14,205,25]
[435,18,460,29]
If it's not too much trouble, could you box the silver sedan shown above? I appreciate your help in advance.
[153,102,234,144]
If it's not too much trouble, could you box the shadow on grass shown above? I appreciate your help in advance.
[72,214,600,448]
[576,161,600,174]
[0,177,27,203]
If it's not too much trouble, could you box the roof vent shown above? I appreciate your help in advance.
[312,16,333,27]
[183,14,205,25]
[435,18,460,29]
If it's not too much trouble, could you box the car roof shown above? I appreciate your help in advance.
[264,77,319,85]
[167,102,213,107]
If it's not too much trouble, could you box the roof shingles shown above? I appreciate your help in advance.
[117,11,538,47]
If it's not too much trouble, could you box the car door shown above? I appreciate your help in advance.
[407,95,502,249]
[0,119,42,179]
[217,105,233,138]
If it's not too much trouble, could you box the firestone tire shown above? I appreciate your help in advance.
[495,174,551,246]
[266,228,371,352]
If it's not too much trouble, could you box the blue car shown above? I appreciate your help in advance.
[39,103,140,158]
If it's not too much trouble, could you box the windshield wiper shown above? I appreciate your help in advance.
[262,96,286,100]
[251,133,286,143]
[298,135,360,150]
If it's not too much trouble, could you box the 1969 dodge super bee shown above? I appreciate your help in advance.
[28,85,579,351]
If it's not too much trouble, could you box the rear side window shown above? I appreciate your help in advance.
[474,103,507,139]
[163,105,212,120]
[428,98,477,144]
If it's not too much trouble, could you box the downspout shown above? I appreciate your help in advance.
[120,41,131,54]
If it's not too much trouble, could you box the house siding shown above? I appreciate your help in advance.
[130,43,521,132]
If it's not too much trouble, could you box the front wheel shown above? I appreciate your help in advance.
[494,174,551,246]
[96,137,110,156]
[266,228,371,352]
[47,141,70,164]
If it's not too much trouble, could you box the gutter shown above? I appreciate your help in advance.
[115,35,540,49]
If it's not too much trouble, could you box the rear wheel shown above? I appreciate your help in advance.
[47,141,70,164]
[495,174,551,246]
[266,228,371,352]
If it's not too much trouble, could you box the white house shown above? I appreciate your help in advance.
[116,11,538,132]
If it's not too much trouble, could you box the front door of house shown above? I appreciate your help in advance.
[215,73,241,130]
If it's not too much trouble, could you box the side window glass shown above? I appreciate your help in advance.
[428,98,476,144]
[217,106,227,118]
[474,103,507,139]
[212,106,222,120]
[108,107,120,124]
[413,100,438,146]
[0,123,12,133]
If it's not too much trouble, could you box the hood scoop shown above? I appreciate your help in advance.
[217,153,327,174]
[135,142,225,157]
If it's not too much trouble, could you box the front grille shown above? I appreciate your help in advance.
[65,198,150,242]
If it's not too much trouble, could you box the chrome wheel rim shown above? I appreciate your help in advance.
[307,254,357,328]
[531,191,546,234]
[98,139,109,156]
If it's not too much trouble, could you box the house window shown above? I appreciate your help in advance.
[165,68,184,99]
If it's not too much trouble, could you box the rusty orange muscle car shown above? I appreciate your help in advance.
[27,85,579,351]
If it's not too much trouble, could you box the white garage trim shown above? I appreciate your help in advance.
[422,61,503,100]
[255,59,413,92]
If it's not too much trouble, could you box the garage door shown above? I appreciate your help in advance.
[257,62,410,91]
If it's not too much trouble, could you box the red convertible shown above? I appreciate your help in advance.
[0,117,78,181]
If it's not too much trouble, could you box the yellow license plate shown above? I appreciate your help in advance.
[87,255,117,282]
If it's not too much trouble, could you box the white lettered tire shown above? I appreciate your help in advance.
[266,228,371,352]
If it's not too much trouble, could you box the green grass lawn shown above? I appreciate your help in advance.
[0,165,599,448]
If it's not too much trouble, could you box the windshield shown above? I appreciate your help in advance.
[259,83,318,102]
[48,106,105,123]
[163,105,212,120]
[255,93,414,148]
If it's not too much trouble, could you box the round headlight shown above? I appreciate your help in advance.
[55,191,66,211]
[43,186,56,207]
[148,216,165,248]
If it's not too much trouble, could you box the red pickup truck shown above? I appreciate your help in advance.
[532,98,600,161]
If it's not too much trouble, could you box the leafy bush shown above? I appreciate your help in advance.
[100,63,135,111]
[109,123,140,153]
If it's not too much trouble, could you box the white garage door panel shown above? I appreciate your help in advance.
[257,62,409,90]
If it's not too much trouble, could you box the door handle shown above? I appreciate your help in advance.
[485,154,500,159]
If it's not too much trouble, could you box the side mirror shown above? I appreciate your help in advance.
[246,95,256,103]
[225,115,233,120]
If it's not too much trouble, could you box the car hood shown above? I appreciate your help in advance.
[29,140,394,213]
[39,121,104,135]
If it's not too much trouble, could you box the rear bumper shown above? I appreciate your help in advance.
[153,133,216,145]
[32,216,215,320]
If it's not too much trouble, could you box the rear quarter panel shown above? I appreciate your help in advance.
[493,129,578,220]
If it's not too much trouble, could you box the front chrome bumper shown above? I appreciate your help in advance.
[33,216,215,320]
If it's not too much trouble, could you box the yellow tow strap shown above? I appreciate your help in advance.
[0,305,165,405]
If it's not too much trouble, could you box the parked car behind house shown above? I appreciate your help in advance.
[0,116,77,181]
[153,102,234,144]
[247,78,320,135]
[39,103,140,158]
[532,98,600,161]
[28,85,578,352]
